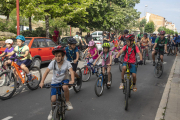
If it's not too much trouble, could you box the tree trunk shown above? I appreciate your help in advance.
[29,17,32,31]
[6,14,9,22]
[45,15,49,38]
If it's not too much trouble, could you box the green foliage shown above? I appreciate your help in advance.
[145,21,155,33]
[0,19,7,32]
[21,27,46,37]
[140,18,146,27]
[158,26,175,35]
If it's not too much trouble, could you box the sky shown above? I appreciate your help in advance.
[135,0,180,32]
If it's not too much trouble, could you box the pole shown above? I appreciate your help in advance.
[70,25,71,36]
[16,0,20,35]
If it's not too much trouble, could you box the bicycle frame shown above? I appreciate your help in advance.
[125,63,133,89]
[84,58,97,74]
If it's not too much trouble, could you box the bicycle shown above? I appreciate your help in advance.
[167,43,174,56]
[42,82,76,120]
[94,65,112,97]
[153,49,166,78]
[141,45,149,65]
[81,58,100,82]
[0,56,42,100]
[119,52,125,72]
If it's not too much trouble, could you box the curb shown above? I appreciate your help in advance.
[154,54,177,120]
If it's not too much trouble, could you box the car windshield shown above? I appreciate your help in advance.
[3,38,31,48]
[93,37,101,41]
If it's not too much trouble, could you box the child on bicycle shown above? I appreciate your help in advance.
[39,46,75,120]
[86,41,98,64]
[6,35,33,81]
[0,39,16,69]
[114,34,143,92]
[93,43,112,85]
[65,38,80,83]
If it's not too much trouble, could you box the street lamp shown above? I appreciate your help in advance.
[16,0,20,35]
[144,5,148,16]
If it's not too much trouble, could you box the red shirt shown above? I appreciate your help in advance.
[122,45,140,64]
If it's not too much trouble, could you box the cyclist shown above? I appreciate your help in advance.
[118,29,129,47]
[114,34,143,92]
[137,32,143,47]
[93,43,112,85]
[173,33,180,55]
[140,33,150,54]
[86,41,98,64]
[73,32,84,49]
[150,33,157,50]
[65,38,81,83]
[152,31,168,66]
[0,39,16,69]
[39,46,75,120]
[6,35,33,81]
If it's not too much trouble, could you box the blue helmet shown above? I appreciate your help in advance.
[16,35,25,42]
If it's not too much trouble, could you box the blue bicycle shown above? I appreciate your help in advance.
[94,65,112,97]
[81,58,100,82]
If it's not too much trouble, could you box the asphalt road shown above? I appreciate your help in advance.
[0,53,175,120]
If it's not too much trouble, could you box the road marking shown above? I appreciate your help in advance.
[2,116,13,120]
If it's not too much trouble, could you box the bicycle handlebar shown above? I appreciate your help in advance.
[42,83,76,89]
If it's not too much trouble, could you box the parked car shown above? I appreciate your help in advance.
[59,36,73,47]
[91,31,103,38]
[0,37,57,68]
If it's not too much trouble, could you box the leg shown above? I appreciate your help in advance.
[119,65,126,89]
[132,73,137,92]
[145,46,148,53]
[63,85,70,102]
[160,55,164,62]
[20,64,30,74]
[107,66,111,85]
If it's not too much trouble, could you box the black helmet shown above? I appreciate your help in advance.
[68,38,77,44]
[124,29,129,34]
[143,33,148,36]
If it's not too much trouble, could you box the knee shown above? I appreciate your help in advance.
[132,73,136,78]
[51,96,56,102]
[63,85,69,92]
[20,64,25,69]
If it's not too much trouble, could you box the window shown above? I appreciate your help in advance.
[37,39,47,47]
[46,39,56,47]
[98,32,103,35]
[3,38,31,48]
[91,32,97,35]
[31,39,38,48]
[61,38,68,45]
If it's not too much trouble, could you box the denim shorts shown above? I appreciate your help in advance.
[122,63,137,73]
[51,79,69,96]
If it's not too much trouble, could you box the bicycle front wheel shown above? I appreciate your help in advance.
[73,68,82,93]
[94,76,104,97]
[27,66,42,90]
[0,70,16,100]
[53,106,61,120]
[81,66,91,82]
[125,78,130,111]
[154,62,163,78]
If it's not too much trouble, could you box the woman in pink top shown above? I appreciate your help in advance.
[86,41,98,64]
[93,42,112,85]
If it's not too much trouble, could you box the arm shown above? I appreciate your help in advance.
[74,51,79,63]
[116,49,124,58]
[24,51,29,57]
[109,54,112,65]
[165,44,168,52]
[39,68,50,88]
[81,39,84,45]
[7,51,15,57]
[92,50,97,57]
[68,68,75,84]
[137,52,143,61]
[0,52,5,57]
[93,54,101,65]
[153,43,157,50]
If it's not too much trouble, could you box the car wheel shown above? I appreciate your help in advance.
[33,58,41,68]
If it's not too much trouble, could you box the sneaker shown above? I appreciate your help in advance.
[27,74,32,81]
[153,62,155,66]
[47,110,52,120]
[66,101,73,111]
[119,83,124,89]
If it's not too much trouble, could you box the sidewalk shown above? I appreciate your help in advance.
[155,53,180,120]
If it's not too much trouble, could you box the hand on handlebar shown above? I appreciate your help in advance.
[114,58,119,63]
[39,82,44,89]
[138,60,143,65]
[69,80,74,85]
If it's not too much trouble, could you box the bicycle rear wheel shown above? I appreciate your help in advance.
[27,66,42,90]
[125,79,130,111]
[81,66,91,82]
[106,72,112,89]
[73,68,82,93]
[94,76,104,97]
[0,70,16,100]
[143,50,146,65]
[119,55,124,72]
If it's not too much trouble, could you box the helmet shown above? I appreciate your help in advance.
[160,31,165,35]
[153,33,156,35]
[68,38,77,44]
[124,29,129,34]
[125,34,135,41]
[102,43,110,48]
[5,39,13,44]
[52,45,66,55]
[88,41,95,46]
[143,33,148,36]
[16,35,25,42]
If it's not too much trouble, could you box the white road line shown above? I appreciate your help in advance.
[2,116,13,120]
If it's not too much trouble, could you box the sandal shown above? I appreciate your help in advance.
[119,83,124,89]
[133,87,137,92]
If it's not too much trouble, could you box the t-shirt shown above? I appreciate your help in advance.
[151,37,157,43]
[137,34,143,40]
[100,51,112,66]
[122,45,140,64]
[14,45,32,60]
[65,46,78,61]
[73,35,81,45]
[54,30,59,37]
[120,35,127,45]
[89,47,98,59]
[173,36,180,43]
[155,37,167,51]
[85,35,92,44]
[48,60,72,84]
[4,47,16,58]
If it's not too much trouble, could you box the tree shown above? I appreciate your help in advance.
[145,21,155,33]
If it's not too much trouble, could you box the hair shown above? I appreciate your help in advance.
[76,32,79,35]
[54,51,65,57]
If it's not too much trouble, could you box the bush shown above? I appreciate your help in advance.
[0,20,7,32]
[21,27,46,37]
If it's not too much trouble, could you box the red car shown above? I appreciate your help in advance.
[0,37,57,68]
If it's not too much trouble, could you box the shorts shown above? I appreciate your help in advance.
[155,50,164,56]
[51,79,69,96]
[71,62,78,71]
[175,43,180,47]
[122,63,136,73]
[17,59,32,66]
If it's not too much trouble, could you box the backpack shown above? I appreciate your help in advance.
[74,35,80,46]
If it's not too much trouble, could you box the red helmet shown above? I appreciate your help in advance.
[52,45,66,55]
[125,34,135,41]
[160,31,165,35]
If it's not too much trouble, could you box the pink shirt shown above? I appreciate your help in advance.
[100,51,112,66]
[122,45,140,64]
[54,30,59,37]
[89,47,98,59]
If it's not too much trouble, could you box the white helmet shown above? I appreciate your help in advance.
[5,39,13,44]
